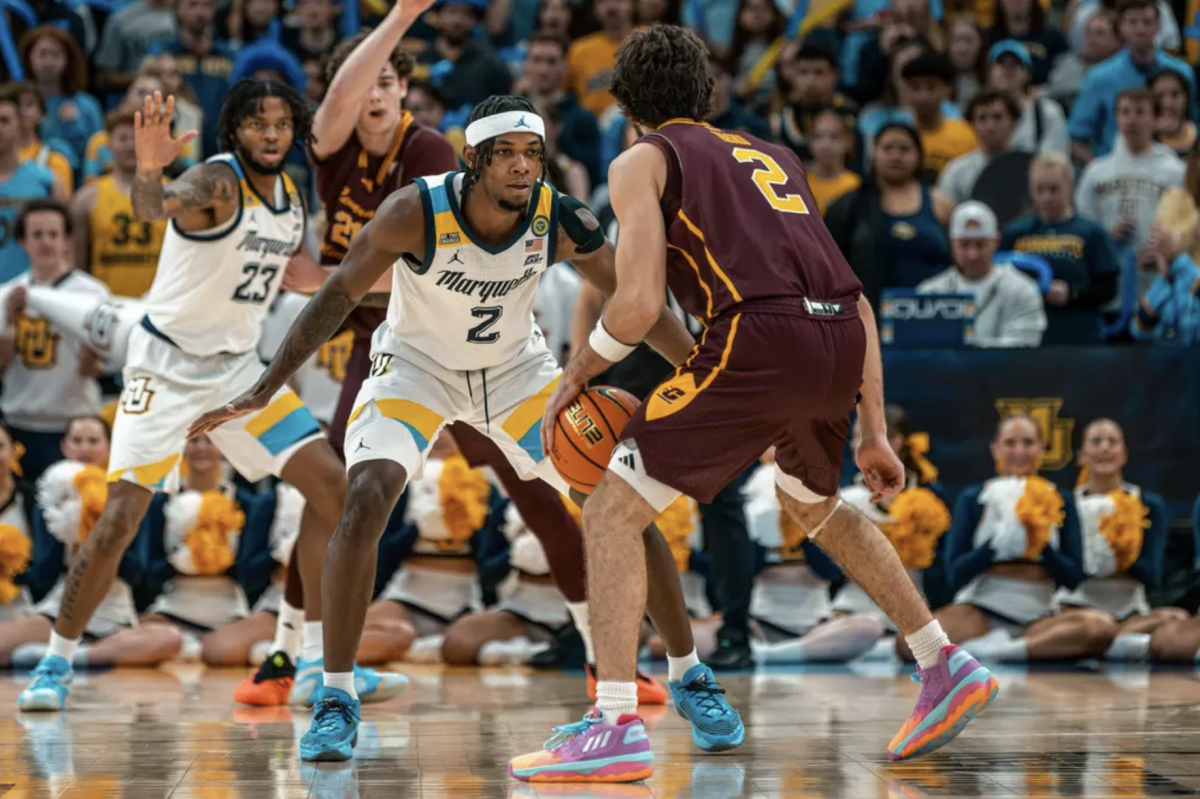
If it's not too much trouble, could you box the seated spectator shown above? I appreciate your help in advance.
[1130,182,1200,343]
[1001,153,1119,344]
[7,0,89,57]
[987,40,1069,155]
[851,0,945,107]
[149,0,236,160]
[222,0,281,47]
[70,111,168,297]
[538,102,591,201]
[918,201,1048,348]
[806,107,861,215]
[1151,69,1195,157]
[826,122,953,307]
[901,50,980,177]
[938,88,1021,205]
[1067,0,1179,54]
[858,38,931,141]
[1047,12,1121,113]
[280,0,340,64]
[13,83,73,195]
[19,27,103,168]
[534,0,575,42]
[1076,87,1183,303]
[771,41,860,167]
[727,0,784,114]
[141,54,204,162]
[988,0,1068,86]
[1057,419,1181,662]
[415,0,513,111]
[93,0,179,101]
[947,17,987,111]
[520,33,601,188]
[0,88,57,283]
[565,0,634,116]
[83,73,168,182]
[1068,0,1195,163]
[0,201,109,483]
[707,53,770,141]
[897,415,1085,663]
[406,81,466,155]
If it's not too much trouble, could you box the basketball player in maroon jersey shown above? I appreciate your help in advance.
[513,26,999,781]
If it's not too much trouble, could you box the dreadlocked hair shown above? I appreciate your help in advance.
[218,78,315,153]
[462,95,545,200]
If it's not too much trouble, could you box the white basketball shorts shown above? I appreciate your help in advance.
[107,324,324,492]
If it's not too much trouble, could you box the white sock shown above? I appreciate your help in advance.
[302,621,323,663]
[567,602,596,665]
[905,619,951,670]
[272,601,304,660]
[1105,632,1151,662]
[595,680,638,725]
[667,648,702,682]
[323,671,357,700]
[47,631,80,664]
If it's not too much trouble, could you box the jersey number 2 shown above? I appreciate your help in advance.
[467,306,502,343]
[233,262,279,304]
[731,148,809,215]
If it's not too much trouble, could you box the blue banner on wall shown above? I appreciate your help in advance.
[881,347,1199,520]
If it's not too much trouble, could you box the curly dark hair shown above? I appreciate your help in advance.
[324,31,415,87]
[218,78,316,153]
[462,95,546,202]
[611,24,713,129]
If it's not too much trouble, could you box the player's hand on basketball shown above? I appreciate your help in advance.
[855,438,906,502]
[135,91,199,174]
[187,388,272,439]
[541,375,585,456]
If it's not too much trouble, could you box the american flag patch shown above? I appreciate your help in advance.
[525,238,544,253]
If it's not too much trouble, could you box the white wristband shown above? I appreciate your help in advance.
[588,320,637,362]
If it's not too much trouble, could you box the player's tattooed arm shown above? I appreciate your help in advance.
[132,162,239,221]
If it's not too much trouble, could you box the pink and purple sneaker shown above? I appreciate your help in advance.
[509,711,654,783]
[888,644,999,761]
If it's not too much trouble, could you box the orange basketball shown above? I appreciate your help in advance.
[550,386,641,494]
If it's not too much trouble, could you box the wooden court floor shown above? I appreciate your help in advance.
[4,663,1200,799]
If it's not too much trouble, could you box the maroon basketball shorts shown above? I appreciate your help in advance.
[615,307,866,510]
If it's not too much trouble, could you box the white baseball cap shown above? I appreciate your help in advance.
[949,201,999,240]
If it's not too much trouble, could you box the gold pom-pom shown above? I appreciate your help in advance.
[1015,476,1065,560]
[437,455,491,552]
[74,466,108,543]
[906,433,940,484]
[654,496,695,573]
[886,488,951,570]
[0,523,31,605]
[186,492,244,575]
[1099,491,1149,573]
[561,495,582,526]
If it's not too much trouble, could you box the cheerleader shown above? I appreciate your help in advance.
[905,415,1088,663]
[1055,419,1180,661]
[0,426,35,627]
[0,418,181,668]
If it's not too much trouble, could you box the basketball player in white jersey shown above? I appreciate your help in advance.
[192,95,746,762]
[15,81,386,712]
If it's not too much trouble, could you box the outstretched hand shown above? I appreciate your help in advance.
[855,438,906,502]
[188,388,272,439]
[135,91,200,174]
[540,374,585,458]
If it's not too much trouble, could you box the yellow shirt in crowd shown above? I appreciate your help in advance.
[19,141,73,195]
[567,32,622,117]
[87,174,167,297]
[919,118,979,177]
[808,170,862,216]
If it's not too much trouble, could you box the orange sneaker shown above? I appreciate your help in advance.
[585,665,668,705]
[234,651,296,707]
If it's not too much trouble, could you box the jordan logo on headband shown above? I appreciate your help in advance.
[516,117,530,128]
[464,111,547,147]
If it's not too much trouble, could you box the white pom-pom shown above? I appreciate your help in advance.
[509,532,550,576]
[270,484,306,565]
[36,460,86,546]
[978,476,1032,561]
[745,465,783,548]
[165,491,205,575]
[501,502,527,544]
[406,460,452,541]
[1077,492,1118,577]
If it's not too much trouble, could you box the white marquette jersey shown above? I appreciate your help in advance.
[141,154,305,356]
[0,271,109,431]
[386,172,558,371]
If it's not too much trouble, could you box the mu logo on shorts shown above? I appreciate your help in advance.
[994,397,1075,471]
[120,376,156,415]
[15,317,58,369]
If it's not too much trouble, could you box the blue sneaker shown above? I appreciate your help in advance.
[290,658,410,706]
[668,664,745,751]
[17,655,74,712]
[299,687,361,762]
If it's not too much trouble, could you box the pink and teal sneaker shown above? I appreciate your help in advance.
[509,711,654,783]
[888,644,999,761]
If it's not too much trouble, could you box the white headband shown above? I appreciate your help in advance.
[465,111,546,147]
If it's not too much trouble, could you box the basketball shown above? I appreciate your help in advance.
[550,386,641,493]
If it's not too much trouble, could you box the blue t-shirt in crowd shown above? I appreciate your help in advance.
[40,93,105,168]
[881,186,950,289]
[0,162,54,283]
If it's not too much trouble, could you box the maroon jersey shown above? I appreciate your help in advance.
[314,112,459,335]
[639,120,862,322]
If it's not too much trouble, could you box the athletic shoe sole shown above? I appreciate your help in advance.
[889,672,1000,761]
[509,752,655,783]
[299,731,358,762]
[17,692,64,713]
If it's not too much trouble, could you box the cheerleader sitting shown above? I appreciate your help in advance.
[899,415,1089,663]
[746,454,883,663]
[1055,419,1181,661]
[1,419,181,668]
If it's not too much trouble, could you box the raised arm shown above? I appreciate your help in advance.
[130,93,219,222]
[312,0,435,160]
[188,186,426,437]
